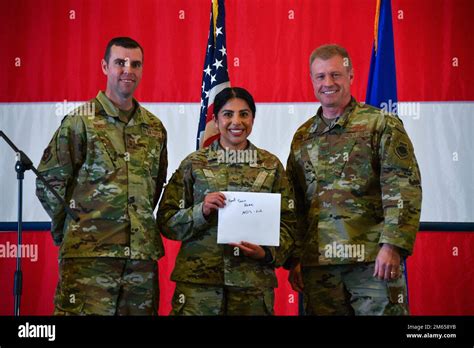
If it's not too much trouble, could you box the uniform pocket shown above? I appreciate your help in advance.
[263,288,275,315]
[54,260,85,315]
[82,138,117,182]
[193,168,217,200]
[54,284,84,315]
[254,171,272,192]
[386,264,407,305]
[170,284,187,316]
[336,136,374,194]
[139,140,162,178]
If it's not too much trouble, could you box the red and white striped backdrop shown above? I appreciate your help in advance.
[1,0,473,315]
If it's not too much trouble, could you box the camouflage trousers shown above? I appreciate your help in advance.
[170,282,274,316]
[302,262,409,316]
[54,258,159,316]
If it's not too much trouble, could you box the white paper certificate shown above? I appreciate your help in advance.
[217,191,281,246]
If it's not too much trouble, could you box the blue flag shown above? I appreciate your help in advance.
[366,0,411,305]
[366,0,397,111]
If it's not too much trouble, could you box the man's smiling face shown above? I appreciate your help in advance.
[101,45,143,101]
[310,55,353,111]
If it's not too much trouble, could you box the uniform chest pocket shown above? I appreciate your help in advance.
[128,135,162,179]
[243,166,277,193]
[327,134,374,194]
[142,142,162,179]
[340,135,373,181]
[301,143,318,189]
[192,167,219,202]
[148,145,162,179]
[325,132,373,176]
[192,164,278,201]
[82,135,118,182]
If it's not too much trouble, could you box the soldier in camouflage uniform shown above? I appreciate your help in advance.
[157,87,295,315]
[285,44,422,315]
[36,37,167,315]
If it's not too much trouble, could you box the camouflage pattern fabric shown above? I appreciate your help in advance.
[157,139,296,289]
[36,91,168,260]
[54,258,158,316]
[171,282,274,316]
[286,97,422,266]
[302,262,409,315]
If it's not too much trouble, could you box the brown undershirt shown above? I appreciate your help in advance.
[320,114,338,129]
[118,105,136,124]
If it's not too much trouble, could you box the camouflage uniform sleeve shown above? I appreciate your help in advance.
[378,116,422,256]
[283,147,306,267]
[157,160,211,241]
[35,116,86,246]
[272,161,297,268]
[153,128,168,208]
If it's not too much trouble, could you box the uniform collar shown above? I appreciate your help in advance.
[208,138,256,151]
[207,139,259,167]
[96,91,146,125]
[309,97,358,134]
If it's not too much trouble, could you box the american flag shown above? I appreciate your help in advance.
[196,0,230,149]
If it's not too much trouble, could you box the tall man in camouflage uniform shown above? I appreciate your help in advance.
[36,37,168,315]
[286,44,422,315]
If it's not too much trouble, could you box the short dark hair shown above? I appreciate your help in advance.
[104,37,144,63]
[213,87,256,118]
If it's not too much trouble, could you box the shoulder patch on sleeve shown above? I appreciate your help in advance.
[41,146,53,163]
[395,141,409,159]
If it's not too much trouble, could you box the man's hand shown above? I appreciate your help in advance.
[288,262,304,293]
[373,243,401,281]
[229,241,265,260]
[202,192,226,217]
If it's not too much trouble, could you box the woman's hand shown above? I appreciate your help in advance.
[202,192,226,217]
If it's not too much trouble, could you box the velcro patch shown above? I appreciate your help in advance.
[41,146,52,163]
[395,141,409,159]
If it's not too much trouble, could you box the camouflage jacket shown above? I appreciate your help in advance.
[157,140,295,288]
[286,97,422,266]
[36,91,168,260]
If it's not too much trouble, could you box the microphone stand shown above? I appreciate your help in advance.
[0,130,79,316]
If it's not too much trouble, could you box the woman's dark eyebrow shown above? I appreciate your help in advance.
[221,108,250,113]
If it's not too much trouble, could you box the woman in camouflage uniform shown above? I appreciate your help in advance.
[158,87,295,315]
